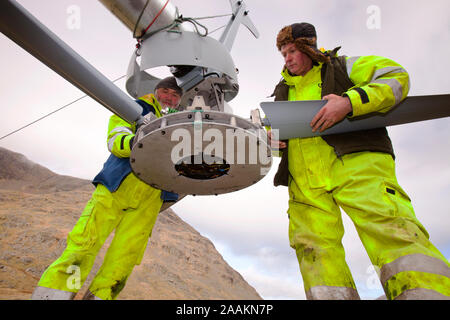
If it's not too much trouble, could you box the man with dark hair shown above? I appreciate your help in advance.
[269,22,450,300]
[31,77,183,300]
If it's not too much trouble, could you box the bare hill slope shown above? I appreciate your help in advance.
[0,147,261,300]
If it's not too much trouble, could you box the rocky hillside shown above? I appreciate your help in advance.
[0,147,90,193]
[0,147,261,300]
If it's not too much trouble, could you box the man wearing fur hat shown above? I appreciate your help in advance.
[269,22,450,300]
[31,77,183,300]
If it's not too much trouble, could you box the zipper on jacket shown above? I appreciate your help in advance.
[120,135,126,150]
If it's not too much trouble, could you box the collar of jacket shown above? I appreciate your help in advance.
[281,63,323,88]
[138,94,163,118]
[271,47,344,101]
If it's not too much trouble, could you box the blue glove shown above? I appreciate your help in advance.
[161,190,179,203]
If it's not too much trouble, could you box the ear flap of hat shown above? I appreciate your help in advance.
[293,38,330,64]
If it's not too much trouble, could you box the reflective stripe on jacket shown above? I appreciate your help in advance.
[343,55,410,117]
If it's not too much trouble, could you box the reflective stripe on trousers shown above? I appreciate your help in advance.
[381,254,450,300]
[306,286,360,300]
[287,137,449,300]
[31,286,76,300]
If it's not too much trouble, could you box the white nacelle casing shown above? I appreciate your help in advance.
[130,110,272,195]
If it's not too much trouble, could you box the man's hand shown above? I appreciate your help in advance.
[267,130,287,149]
[310,94,353,133]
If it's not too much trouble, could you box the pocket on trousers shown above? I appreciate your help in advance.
[382,180,413,216]
[288,175,294,201]
[383,180,411,202]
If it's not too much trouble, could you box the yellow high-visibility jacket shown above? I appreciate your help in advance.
[92,95,163,192]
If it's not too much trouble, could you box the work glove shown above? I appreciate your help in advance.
[161,190,179,203]
[132,112,158,150]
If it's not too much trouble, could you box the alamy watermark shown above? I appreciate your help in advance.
[170,127,273,173]
[366,5,381,30]
[365,264,383,290]
[66,5,81,30]
[66,265,81,290]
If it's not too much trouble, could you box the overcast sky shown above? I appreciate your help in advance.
[1,0,449,300]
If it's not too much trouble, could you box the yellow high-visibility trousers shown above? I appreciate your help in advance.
[37,173,163,300]
[288,137,450,300]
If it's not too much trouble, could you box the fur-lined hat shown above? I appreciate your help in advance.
[276,22,330,64]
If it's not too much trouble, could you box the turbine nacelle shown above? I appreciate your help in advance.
[100,0,272,195]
